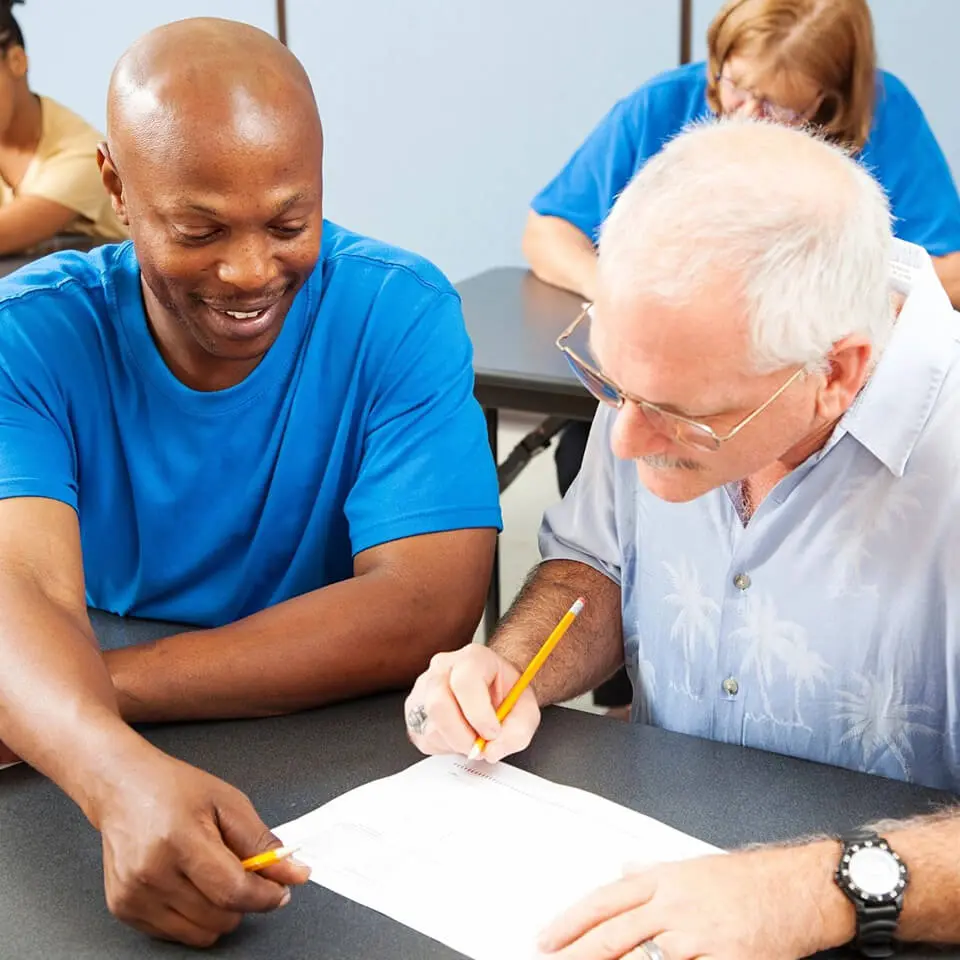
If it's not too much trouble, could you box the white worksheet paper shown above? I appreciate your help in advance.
[275,756,719,959]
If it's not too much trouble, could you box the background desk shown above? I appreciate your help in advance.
[458,266,594,421]
[457,267,595,631]
[0,612,956,959]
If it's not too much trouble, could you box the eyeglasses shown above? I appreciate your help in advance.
[716,73,822,125]
[555,305,806,453]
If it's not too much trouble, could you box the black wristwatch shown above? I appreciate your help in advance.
[834,829,909,958]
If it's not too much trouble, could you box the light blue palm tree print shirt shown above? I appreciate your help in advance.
[540,241,960,791]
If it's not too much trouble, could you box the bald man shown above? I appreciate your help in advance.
[0,18,498,947]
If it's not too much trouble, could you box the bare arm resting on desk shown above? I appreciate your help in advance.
[107,526,496,722]
[522,211,599,301]
[0,194,79,255]
[0,497,308,947]
[405,558,621,762]
[538,808,960,959]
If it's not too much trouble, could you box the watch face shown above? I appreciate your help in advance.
[847,846,902,898]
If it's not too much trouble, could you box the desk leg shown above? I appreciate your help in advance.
[484,407,500,641]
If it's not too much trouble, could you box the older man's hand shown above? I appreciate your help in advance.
[537,842,855,960]
[404,644,541,763]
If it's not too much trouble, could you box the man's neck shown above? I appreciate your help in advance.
[738,415,844,523]
[737,471,784,525]
[738,271,909,522]
[739,291,907,519]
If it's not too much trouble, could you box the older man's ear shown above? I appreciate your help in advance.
[815,335,874,422]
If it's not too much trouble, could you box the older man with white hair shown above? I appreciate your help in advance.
[405,117,960,958]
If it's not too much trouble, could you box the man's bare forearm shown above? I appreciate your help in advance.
[876,808,960,944]
[106,564,486,723]
[490,559,622,706]
[0,574,150,820]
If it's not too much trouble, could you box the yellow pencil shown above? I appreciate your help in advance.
[241,845,300,872]
[468,596,585,761]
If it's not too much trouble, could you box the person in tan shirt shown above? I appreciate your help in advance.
[0,1,126,253]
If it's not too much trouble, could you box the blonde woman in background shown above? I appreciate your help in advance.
[0,0,126,253]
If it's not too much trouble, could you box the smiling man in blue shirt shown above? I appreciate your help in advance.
[407,118,960,959]
[0,19,499,948]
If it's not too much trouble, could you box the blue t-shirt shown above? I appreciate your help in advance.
[532,62,960,257]
[0,223,501,627]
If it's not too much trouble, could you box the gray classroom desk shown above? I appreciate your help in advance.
[0,611,956,959]
[457,267,595,422]
[456,267,596,633]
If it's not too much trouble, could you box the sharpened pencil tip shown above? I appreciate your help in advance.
[467,744,482,762]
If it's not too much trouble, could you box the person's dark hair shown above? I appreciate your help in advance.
[0,1,24,54]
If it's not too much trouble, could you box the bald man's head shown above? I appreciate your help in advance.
[106,18,320,175]
[98,18,324,390]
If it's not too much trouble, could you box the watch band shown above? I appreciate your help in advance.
[835,829,908,959]
[853,902,900,959]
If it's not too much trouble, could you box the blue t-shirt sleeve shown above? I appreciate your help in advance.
[865,75,960,256]
[531,92,647,242]
[0,297,78,509]
[345,288,502,556]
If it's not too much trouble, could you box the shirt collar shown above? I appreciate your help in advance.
[840,239,958,477]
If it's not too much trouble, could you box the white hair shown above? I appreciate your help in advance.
[597,116,895,373]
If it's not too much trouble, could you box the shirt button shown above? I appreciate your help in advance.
[722,677,740,697]
[733,572,751,590]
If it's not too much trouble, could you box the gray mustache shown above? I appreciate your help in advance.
[641,455,703,472]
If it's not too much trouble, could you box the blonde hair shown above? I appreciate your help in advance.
[706,0,876,149]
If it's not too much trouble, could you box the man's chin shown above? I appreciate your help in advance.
[635,462,717,503]
[192,298,293,360]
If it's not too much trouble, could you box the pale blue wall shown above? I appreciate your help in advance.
[287,1,680,281]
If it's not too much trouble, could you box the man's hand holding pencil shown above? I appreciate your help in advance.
[405,598,584,763]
